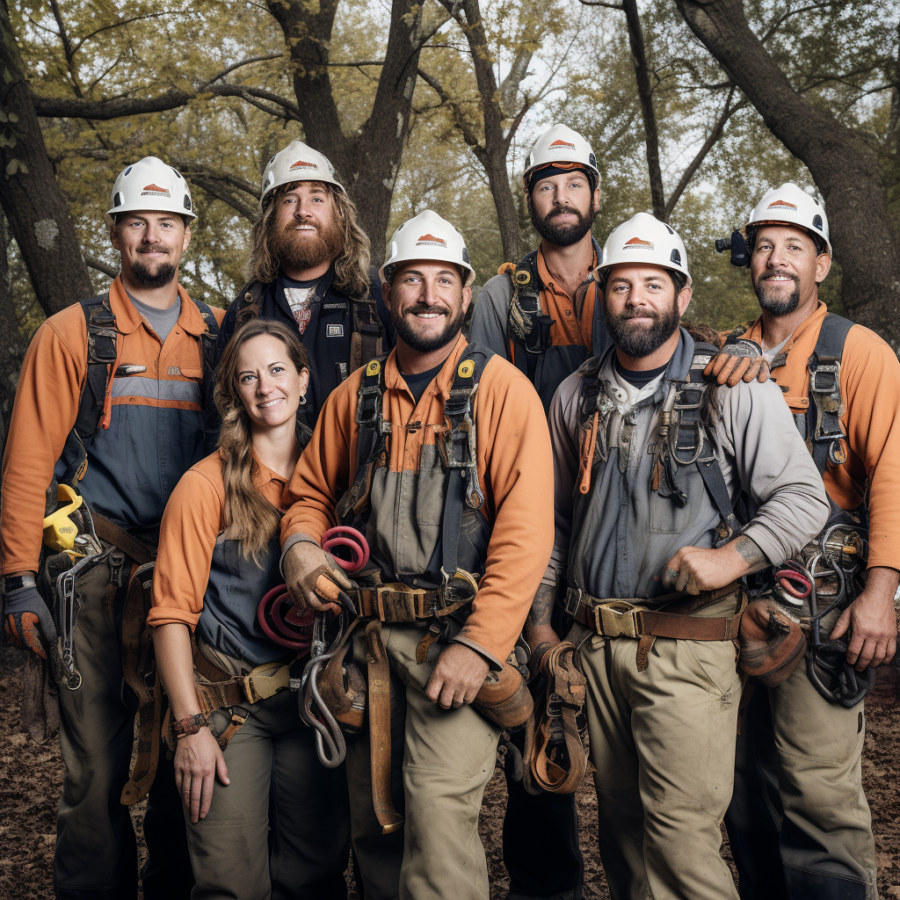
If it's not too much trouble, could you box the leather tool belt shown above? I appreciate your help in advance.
[564,583,745,642]
[350,582,472,624]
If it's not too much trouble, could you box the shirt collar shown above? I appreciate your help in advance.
[109,274,206,336]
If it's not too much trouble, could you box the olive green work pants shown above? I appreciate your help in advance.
[56,552,192,900]
[186,688,351,900]
[345,623,501,900]
[577,594,743,900]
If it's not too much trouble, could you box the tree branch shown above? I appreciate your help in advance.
[578,0,624,8]
[206,53,284,84]
[188,175,258,221]
[416,67,483,151]
[83,253,117,279]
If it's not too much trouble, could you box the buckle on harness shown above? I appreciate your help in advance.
[439,567,479,605]
[594,602,640,639]
[563,587,583,618]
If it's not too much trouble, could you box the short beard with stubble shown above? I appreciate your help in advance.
[531,202,597,247]
[392,302,466,353]
[603,296,681,358]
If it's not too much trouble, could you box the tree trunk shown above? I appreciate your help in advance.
[266,0,427,264]
[0,213,27,485]
[623,0,665,220]
[674,0,900,348]
[0,0,93,318]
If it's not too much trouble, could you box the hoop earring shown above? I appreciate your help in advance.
[297,394,307,407]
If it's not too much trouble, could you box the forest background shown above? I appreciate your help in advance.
[2,0,900,472]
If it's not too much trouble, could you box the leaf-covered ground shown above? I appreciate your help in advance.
[1,650,898,899]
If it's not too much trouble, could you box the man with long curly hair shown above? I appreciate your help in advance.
[213,140,393,429]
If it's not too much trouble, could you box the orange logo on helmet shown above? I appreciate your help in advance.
[289,160,319,170]
[549,139,576,150]
[623,236,654,250]
[415,233,448,248]
[141,183,171,197]
[767,199,798,211]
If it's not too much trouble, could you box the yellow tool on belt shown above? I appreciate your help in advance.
[42,484,84,552]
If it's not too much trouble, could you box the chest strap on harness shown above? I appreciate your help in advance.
[337,359,391,521]
[807,314,854,473]
[505,254,554,377]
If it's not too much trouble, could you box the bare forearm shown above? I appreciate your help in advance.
[526,583,556,629]
[152,623,201,720]
[864,566,900,599]
[731,535,768,576]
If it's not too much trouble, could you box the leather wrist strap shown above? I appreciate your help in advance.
[172,713,209,738]
[4,574,37,592]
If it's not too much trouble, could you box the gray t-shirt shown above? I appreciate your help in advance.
[127,291,182,343]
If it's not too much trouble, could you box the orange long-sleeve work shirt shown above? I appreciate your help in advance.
[281,335,555,664]
[1,276,224,575]
[149,451,291,630]
[739,301,900,571]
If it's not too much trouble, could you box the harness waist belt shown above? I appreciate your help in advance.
[191,643,291,712]
[350,583,470,623]
[93,513,156,565]
[565,583,743,641]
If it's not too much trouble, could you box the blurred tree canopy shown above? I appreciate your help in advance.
[2,0,899,451]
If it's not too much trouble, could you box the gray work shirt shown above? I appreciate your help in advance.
[545,330,830,602]
[127,291,182,343]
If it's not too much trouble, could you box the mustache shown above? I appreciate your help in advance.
[138,245,170,254]
[620,308,660,321]
[403,304,448,317]
[546,206,580,220]
[761,270,798,282]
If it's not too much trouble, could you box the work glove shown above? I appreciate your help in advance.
[283,541,356,615]
[704,338,770,387]
[4,584,58,659]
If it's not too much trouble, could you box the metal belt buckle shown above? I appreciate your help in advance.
[563,587,582,618]
[439,567,478,605]
[595,601,640,639]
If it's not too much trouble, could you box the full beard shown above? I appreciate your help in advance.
[754,275,801,317]
[603,297,681,358]
[393,303,466,353]
[531,203,597,247]
[131,260,177,288]
[270,217,344,271]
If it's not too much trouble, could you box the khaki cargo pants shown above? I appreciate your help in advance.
[186,688,351,900]
[577,593,743,900]
[725,600,877,900]
[346,623,500,900]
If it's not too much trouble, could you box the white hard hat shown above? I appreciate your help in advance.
[261,140,344,204]
[379,209,476,287]
[522,124,600,192]
[594,212,691,287]
[743,182,831,255]
[105,157,196,227]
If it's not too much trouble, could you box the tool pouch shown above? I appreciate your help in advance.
[316,642,367,735]
[472,659,534,730]
[738,598,807,688]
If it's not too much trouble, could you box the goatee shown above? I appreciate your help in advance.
[754,274,801,317]
[131,260,177,288]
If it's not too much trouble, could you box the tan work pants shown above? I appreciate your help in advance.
[578,594,742,900]
[186,688,351,900]
[346,623,500,900]
[727,626,877,900]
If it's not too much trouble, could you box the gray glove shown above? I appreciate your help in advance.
[4,582,58,658]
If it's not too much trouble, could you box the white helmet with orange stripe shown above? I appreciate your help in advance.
[743,182,831,256]
[522,124,600,193]
[105,157,196,227]
[261,140,344,205]
[594,212,691,287]
[379,210,476,287]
